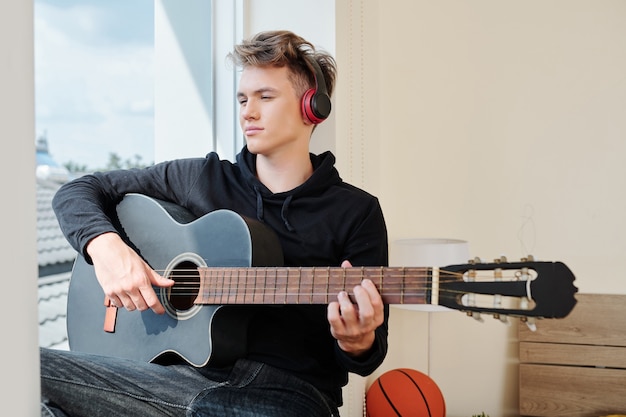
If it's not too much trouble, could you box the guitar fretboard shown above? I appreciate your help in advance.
[196,266,434,305]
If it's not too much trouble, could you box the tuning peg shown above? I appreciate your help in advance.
[494,255,507,263]
[493,314,510,324]
[469,257,482,264]
[520,255,535,262]
[521,317,537,332]
[467,311,483,322]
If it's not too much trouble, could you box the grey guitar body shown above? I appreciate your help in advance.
[67,193,283,367]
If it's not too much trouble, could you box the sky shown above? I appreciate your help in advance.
[34,0,155,170]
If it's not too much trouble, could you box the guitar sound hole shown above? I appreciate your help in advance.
[167,260,199,311]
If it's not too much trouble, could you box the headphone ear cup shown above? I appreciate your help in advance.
[301,88,318,124]
[301,88,331,124]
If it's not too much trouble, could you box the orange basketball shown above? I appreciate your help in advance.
[366,368,446,417]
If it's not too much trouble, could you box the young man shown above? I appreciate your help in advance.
[41,30,389,416]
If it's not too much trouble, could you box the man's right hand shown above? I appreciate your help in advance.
[86,232,175,314]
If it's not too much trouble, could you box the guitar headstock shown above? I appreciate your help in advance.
[437,256,578,321]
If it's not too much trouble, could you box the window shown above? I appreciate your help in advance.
[35,0,155,172]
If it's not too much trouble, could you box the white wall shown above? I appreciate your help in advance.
[376,0,626,295]
[1,1,40,415]
[336,1,626,416]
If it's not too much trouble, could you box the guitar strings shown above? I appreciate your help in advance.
[132,268,527,302]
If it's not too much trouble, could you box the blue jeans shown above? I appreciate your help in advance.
[40,348,339,416]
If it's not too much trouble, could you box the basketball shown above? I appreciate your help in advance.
[366,368,446,417]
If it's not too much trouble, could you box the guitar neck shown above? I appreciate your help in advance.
[196,266,434,305]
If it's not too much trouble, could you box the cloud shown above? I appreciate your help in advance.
[36,0,154,45]
[34,1,155,169]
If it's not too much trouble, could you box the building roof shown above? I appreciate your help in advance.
[38,273,70,350]
[37,178,75,350]
[37,180,77,276]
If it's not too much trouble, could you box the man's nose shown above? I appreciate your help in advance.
[242,100,258,119]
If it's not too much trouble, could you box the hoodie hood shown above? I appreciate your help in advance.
[236,146,342,231]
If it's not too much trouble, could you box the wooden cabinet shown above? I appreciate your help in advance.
[519,294,626,417]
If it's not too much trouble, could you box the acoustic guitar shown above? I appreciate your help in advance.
[67,193,578,367]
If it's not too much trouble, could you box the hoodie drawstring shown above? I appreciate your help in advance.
[254,186,264,222]
[254,186,295,232]
[280,195,295,232]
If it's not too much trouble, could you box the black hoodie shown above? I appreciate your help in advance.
[52,146,389,405]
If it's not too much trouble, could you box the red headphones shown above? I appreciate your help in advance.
[301,55,331,124]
